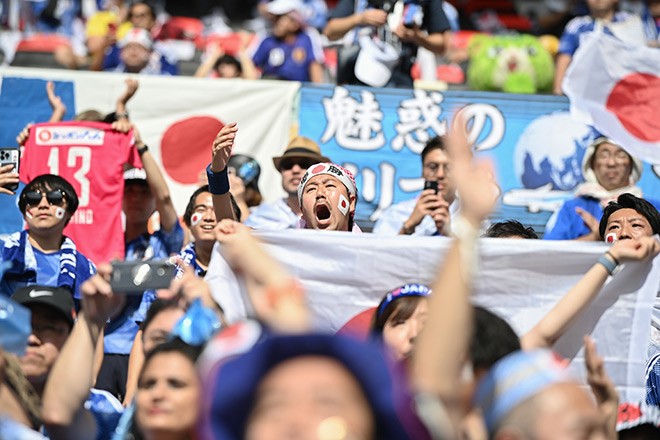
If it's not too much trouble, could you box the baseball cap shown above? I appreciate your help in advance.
[272,136,330,171]
[123,167,148,185]
[228,154,261,188]
[119,27,153,50]
[200,333,429,440]
[474,349,572,434]
[11,285,76,328]
[266,0,306,24]
[297,162,357,207]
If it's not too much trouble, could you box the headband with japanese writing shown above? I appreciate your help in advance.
[377,283,431,318]
[297,163,357,206]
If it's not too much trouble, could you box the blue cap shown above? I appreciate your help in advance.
[474,349,571,433]
[200,333,430,440]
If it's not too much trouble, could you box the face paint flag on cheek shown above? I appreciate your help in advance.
[25,212,33,219]
[606,232,617,244]
[191,212,203,227]
[55,207,66,219]
[338,194,349,215]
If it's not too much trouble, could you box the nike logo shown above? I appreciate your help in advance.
[28,290,54,298]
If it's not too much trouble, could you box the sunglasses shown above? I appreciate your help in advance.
[23,190,66,207]
[280,158,318,171]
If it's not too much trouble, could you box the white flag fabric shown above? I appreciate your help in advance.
[563,34,660,164]
[205,230,660,403]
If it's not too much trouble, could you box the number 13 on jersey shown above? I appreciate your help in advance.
[47,146,92,207]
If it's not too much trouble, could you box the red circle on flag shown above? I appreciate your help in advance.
[341,199,347,208]
[38,130,52,142]
[336,307,376,341]
[606,73,660,142]
[311,164,325,174]
[161,117,224,184]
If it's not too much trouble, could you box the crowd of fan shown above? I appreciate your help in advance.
[0,75,660,440]
[1,0,659,89]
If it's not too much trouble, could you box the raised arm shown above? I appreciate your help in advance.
[46,81,67,123]
[132,125,179,232]
[412,117,498,412]
[521,237,660,350]
[215,219,310,332]
[42,265,123,439]
[208,123,239,222]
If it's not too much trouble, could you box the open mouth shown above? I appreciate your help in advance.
[315,204,331,221]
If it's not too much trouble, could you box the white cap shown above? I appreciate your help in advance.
[354,35,399,87]
[119,27,153,50]
[266,0,304,16]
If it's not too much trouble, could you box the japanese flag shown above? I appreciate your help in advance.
[563,33,660,164]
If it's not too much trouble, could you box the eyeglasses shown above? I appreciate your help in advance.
[280,158,318,171]
[23,190,66,207]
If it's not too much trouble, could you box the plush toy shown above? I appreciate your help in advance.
[467,34,555,94]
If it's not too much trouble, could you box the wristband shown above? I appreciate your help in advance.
[452,215,480,282]
[137,144,149,155]
[597,254,618,275]
[116,111,129,119]
[206,164,230,195]
[605,251,619,266]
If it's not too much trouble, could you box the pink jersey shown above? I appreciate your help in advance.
[21,121,140,264]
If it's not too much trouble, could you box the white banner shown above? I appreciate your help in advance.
[0,67,300,212]
[206,230,660,403]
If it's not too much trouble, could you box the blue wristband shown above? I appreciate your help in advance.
[597,254,618,275]
[206,164,230,195]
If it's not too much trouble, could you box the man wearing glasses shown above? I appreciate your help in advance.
[0,174,95,298]
[244,136,330,230]
[373,136,458,236]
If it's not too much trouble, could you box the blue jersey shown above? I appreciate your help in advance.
[104,223,183,354]
[252,30,323,82]
[559,12,648,56]
[86,389,124,440]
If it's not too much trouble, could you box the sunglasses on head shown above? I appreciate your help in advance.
[23,190,66,207]
[280,158,318,171]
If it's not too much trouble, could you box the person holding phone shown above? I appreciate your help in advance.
[373,136,458,236]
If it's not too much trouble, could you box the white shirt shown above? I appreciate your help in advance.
[372,197,460,236]
[244,198,300,231]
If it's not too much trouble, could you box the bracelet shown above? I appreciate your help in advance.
[401,222,415,235]
[605,251,619,266]
[137,144,149,155]
[206,164,230,195]
[116,111,129,119]
[597,254,618,275]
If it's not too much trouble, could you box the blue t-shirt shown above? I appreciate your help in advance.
[544,195,660,240]
[0,234,96,299]
[104,223,183,355]
[86,389,124,440]
[252,31,322,82]
[558,12,647,56]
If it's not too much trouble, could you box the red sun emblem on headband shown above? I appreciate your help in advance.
[311,164,325,174]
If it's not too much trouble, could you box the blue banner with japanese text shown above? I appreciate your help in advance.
[298,84,660,233]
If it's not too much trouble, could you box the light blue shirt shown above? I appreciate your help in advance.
[372,197,460,236]
[244,198,300,231]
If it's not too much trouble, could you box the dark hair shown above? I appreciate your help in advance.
[131,338,202,440]
[182,185,243,225]
[420,136,445,166]
[484,220,538,239]
[599,193,660,239]
[470,306,520,373]
[183,185,211,227]
[19,174,79,219]
[140,298,182,334]
[214,54,242,77]
[370,295,425,335]
[130,1,156,21]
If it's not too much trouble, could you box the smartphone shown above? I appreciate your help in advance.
[423,180,438,194]
[0,148,20,191]
[110,260,175,293]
